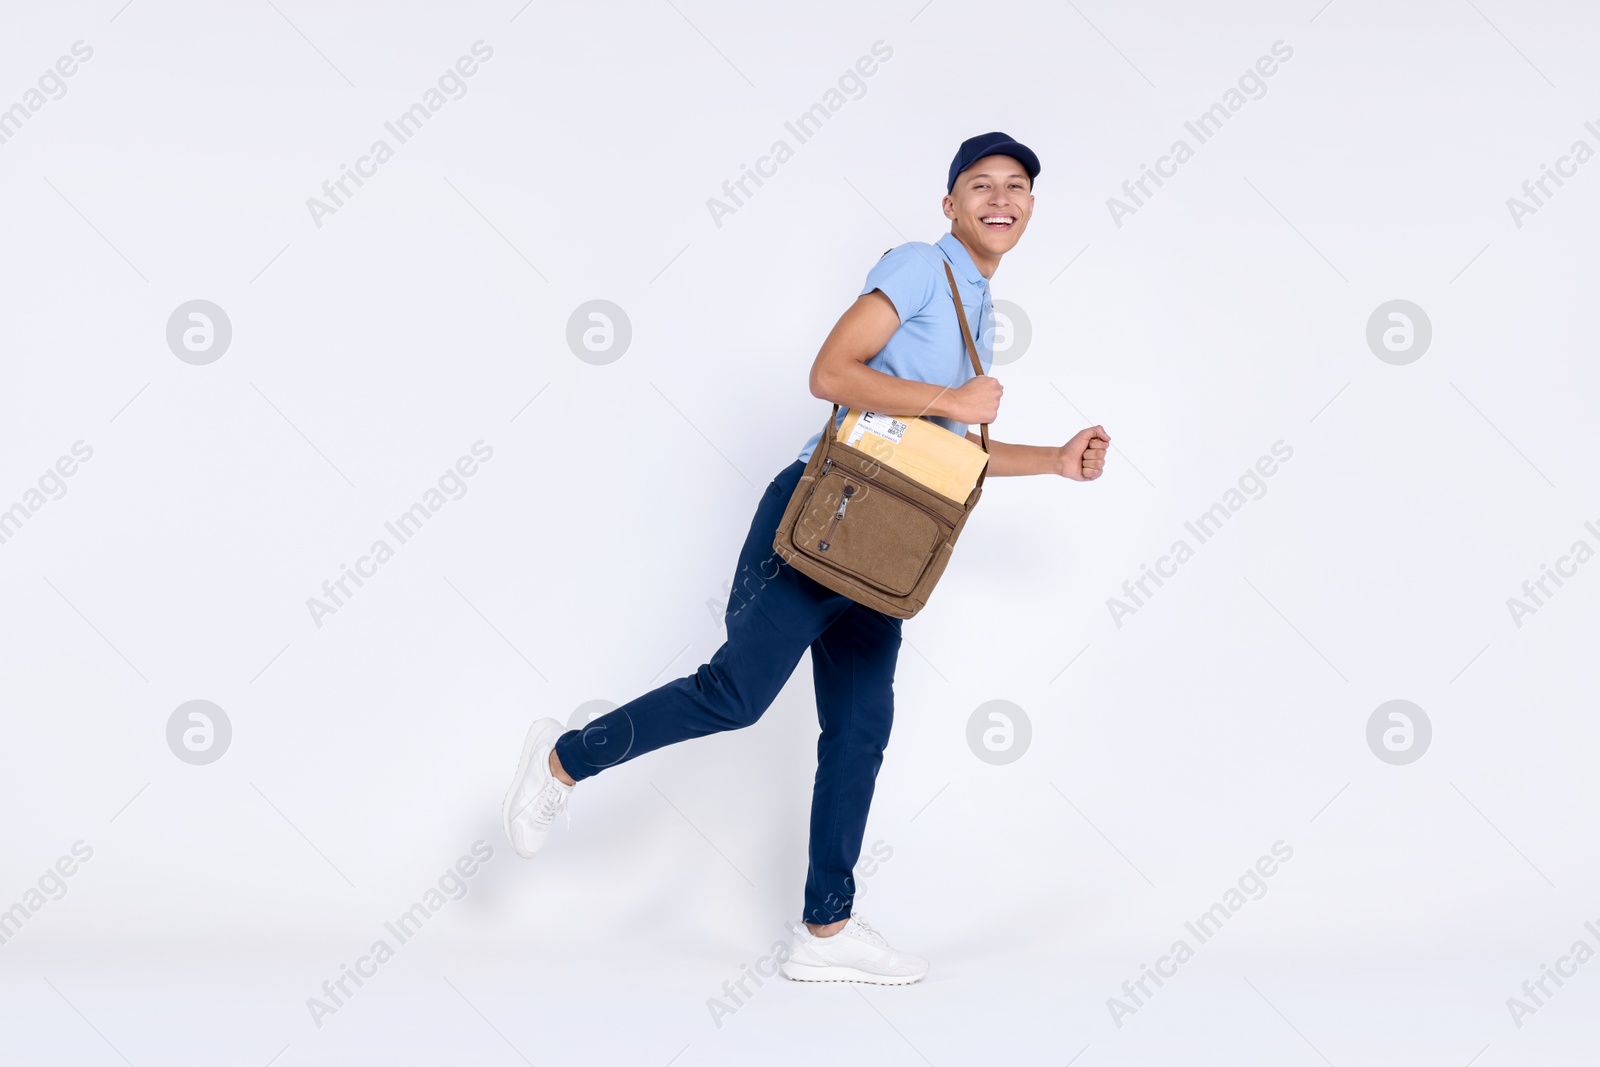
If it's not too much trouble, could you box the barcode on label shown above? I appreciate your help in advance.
[851,411,908,446]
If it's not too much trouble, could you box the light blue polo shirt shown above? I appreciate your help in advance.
[795,231,995,463]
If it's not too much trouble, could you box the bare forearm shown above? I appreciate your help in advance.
[812,360,956,421]
[966,432,1059,477]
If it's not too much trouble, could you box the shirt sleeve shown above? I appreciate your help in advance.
[859,243,939,325]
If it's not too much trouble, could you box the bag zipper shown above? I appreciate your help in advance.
[817,484,855,551]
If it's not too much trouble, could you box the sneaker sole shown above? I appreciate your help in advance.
[502,718,562,859]
[779,963,927,986]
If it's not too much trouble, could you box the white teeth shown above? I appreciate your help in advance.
[982,216,1014,224]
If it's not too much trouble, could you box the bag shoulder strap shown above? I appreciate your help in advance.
[942,260,989,451]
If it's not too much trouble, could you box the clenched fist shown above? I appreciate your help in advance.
[1057,425,1110,481]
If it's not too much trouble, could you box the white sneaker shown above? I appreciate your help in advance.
[501,717,574,858]
[780,915,929,985]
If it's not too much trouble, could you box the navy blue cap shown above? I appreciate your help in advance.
[947,132,1040,194]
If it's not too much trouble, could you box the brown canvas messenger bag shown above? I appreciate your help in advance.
[772,259,991,620]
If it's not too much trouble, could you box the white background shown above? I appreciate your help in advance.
[2,1,1597,1064]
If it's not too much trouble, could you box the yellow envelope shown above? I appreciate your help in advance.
[835,409,989,502]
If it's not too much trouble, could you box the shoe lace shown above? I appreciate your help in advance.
[849,915,888,947]
[535,781,573,830]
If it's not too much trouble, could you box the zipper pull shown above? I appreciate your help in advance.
[834,483,855,517]
[817,483,855,553]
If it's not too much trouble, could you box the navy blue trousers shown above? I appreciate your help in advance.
[553,458,903,925]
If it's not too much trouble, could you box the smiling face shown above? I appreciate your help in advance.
[943,153,1034,264]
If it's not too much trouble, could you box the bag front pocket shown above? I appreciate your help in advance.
[793,466,951,596]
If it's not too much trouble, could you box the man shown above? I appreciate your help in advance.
[502,131,1110,985]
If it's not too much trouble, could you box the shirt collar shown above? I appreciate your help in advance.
[937,231,986,287]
